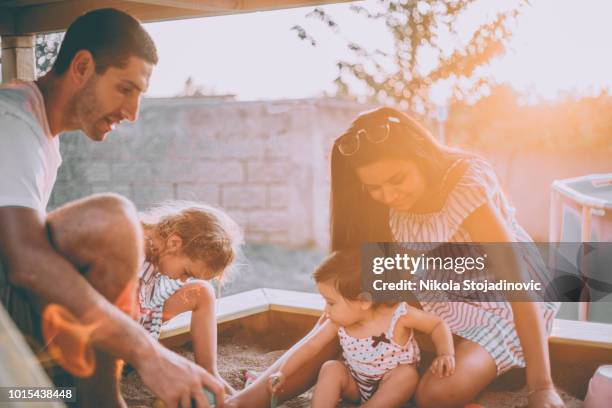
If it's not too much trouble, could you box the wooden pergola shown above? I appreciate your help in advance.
[0,0,353,83]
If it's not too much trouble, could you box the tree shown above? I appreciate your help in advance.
[293,0,528,114]
[35,33,63,76]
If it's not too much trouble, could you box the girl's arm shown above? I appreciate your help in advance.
[400,307,455,377]
[162,280,236,393]
[463,202,564,408]
[269,319,338,392]
[399,306,454,356]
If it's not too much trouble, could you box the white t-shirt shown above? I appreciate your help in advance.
[0,81,61,214]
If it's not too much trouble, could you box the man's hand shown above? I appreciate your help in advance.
[136,342,225,408]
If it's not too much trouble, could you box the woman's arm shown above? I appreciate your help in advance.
[463,203,564,408]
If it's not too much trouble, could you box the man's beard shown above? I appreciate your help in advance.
[73,76,106,141]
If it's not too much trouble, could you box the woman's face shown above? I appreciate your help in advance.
[356,157,427,211]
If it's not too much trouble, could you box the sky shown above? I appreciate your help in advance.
[144,0,612,104]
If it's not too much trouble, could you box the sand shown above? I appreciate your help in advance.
[121,337,583,408]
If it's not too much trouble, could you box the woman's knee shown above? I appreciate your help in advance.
[415,377,463,408]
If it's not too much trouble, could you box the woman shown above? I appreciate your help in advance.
[227,107,564,408]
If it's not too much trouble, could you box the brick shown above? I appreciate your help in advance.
[196,136,265,159]
[247,161,291,183]
[84,162,111,183]
[132,184,174,210]
[244,231,268,243]
[265,134,291,159]
[175,183,220,205]
[91,183,131,198]
[222,186,266,209]
[225,210,248,229]
[112,162,153,183]
[267,231,290,245]
[196,161,245,183]
[248,211,289,232]
[152,160,196,183]
[48,183,92,209]
[127,128,175,159]
[267,185,290,208]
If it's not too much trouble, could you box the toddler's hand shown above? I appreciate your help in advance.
[430,354,455,378]
[267,372,286,395]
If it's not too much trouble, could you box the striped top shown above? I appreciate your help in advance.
[389,157,559,374]
[138,262,193,339]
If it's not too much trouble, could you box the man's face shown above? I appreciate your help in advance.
[75,56,153,141]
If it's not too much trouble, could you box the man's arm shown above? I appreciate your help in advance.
[0,207,225,407]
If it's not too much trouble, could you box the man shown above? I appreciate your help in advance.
[0,9,223,408]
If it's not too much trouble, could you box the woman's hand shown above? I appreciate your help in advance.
[267,372,286,395]
[429,354,455,378]
[528,388,565,408]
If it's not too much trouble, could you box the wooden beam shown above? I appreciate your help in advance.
[0,7,16,35]
[124,0,240,12]
[9,0,354,34]
[160,288,612,353]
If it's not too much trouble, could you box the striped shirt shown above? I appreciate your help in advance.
[389,157,559,374]
[138,262,193,339]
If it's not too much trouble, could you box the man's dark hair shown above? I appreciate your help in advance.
[52,8,158,75]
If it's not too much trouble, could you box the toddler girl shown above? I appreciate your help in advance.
[269,249,455,407]
[138,201,242,392]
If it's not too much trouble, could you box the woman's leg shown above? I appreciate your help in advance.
[363,364,419,408]
[311,360,359,408]
[226,316,341,408]
[415,338,498,408]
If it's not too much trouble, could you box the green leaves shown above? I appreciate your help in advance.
[294,0,528,113]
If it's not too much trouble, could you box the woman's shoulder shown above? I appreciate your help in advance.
[441,154,499,200]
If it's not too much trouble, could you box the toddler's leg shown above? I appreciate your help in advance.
[363,363,419,408]
[312,360,360,408]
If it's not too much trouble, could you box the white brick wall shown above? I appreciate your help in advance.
[50,98,367,247]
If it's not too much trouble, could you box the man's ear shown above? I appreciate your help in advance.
[166,235,183,252]
[69,50,96,85]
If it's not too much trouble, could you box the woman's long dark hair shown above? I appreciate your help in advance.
[330,107,472,251]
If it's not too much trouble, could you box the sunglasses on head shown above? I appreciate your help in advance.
[336,116,401,156]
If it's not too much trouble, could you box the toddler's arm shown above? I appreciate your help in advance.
[268,319,338,393]
[399,305,455,377]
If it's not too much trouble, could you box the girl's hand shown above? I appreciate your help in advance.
[527,387,565,408]
[267,372,286,395]
[430,354,455,378]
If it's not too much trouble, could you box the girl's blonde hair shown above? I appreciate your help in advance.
[141,201,243,280]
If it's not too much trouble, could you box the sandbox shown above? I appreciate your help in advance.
[120,290,598,407]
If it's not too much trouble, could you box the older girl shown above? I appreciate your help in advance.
[138,201,242,393]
